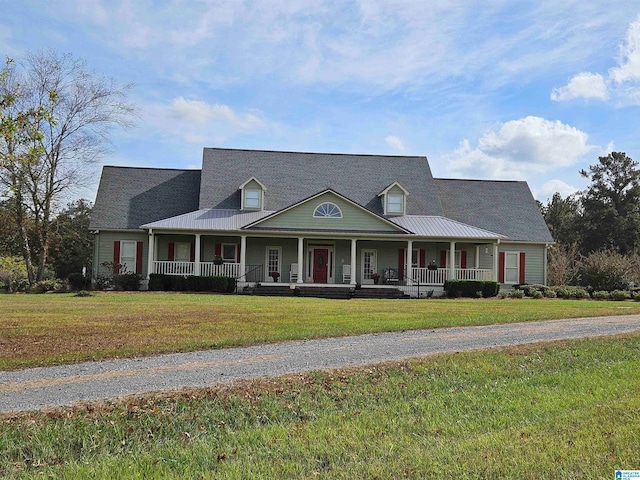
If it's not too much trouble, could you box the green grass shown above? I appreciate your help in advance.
[2,335,638,478]
[2,292,640,370]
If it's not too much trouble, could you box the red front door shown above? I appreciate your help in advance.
[313,249,329,283]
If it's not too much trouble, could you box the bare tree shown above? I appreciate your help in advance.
[0,51,134,283]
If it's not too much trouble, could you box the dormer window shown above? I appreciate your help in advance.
[387,194,403,213]
[378,182,408,215]
[244,189,261,209]
[239,177,266,210]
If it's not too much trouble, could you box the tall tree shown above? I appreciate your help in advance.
[48,199,93,279]
[0,52,134,283]
[540,192,582,247]
[580,152,640,254]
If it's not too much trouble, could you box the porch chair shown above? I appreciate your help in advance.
[342,264,352,283]
[384,268,399,285]
[289,263,298,282]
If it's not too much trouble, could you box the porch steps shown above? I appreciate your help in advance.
[244,284,410,299]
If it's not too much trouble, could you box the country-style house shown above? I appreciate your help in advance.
[89,148,553,295]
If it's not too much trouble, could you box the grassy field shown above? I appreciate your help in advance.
[1,334,639,478]
[2,292,640,370]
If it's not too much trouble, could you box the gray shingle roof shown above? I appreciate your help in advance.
[90,167,201,230]
[199,148,444,216]
[434,179,553,243]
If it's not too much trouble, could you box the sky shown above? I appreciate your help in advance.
[3,0,640,204]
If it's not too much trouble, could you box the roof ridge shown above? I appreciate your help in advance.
[204,147,427,160]
[435,177,524,184]
[103,165,200,172]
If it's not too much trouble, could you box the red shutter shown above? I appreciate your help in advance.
[113,241,120,274]
[215,244,221,257]
[498,252,505,283]
[519,252,526,284]
[135,241,143,274]
[168,242,175,261]
[398,248,405,279]
[237,242,241,262]
[190,243,195,262]
[419,249,425,268]
[461,251,467,269]
[439,250,447,268]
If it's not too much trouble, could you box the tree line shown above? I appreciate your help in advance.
[539,151,640,288]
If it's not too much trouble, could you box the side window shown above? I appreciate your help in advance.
[222,244,237,262]
[120,240,136,272]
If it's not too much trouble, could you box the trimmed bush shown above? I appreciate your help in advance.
[519,284,549,297]
[551,285,589,299]
[509,289,524,299]
[148,274,236,293]
[592,290,610,301]
[114,273,142,291]
[532,290,544,299]
[610,290,631,301]
[543,289,557,298]
[443,280,499,298]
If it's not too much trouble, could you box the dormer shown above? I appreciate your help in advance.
[239,177,266,210]
[378,182,408,215]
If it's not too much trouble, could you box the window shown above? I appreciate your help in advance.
[120,240,136,272]
[313,202,342,218]
[387,193,404,214]
[174,242,191,262]
[244,189,261,209]
[505,252,519,283]
[222,244,237,263]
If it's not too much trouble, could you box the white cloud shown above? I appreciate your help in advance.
[552,15,640,103]
[536,179,580,201]
[550,72,608,101]
[144,96,268,145]
[447,116,596,180]
[609,15,640,83]
[385,135,405,152]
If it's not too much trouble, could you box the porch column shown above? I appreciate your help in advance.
[493,243,499,281]
[240,235,247,282]
[297,237,304,284]
[475,245,480,269]
[194,233,201,276]
[406,240,413,286]
[147,230,154,279]
[449,241,456,280]
[350,238,357,285]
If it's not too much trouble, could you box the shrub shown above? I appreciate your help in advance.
[610,290,631,301]
[520,284,549,297]
[113,273,142,291]
[443,280,499,298]
[543,289,557,298]
[576,249,637,292]
[67,272,89,290]
[531,290,543,299]
[0,256,29,293]
[509,289,524,299]
[74,290,93,297]
[551,285,589,299]
[148,274,235,293]
[30,279,62,293]
[592,290,610,301]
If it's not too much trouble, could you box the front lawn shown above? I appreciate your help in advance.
[2,293,640,370]
[2,335,638,478]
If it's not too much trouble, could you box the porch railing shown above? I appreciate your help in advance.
[410,267,493,284]
[152,261,263,281]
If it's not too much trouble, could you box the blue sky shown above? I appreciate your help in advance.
[3,1,640,203]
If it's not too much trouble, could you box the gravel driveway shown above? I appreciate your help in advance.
[2,314,639,413]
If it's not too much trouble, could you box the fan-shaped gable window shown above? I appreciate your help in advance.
[313,202,342,218]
